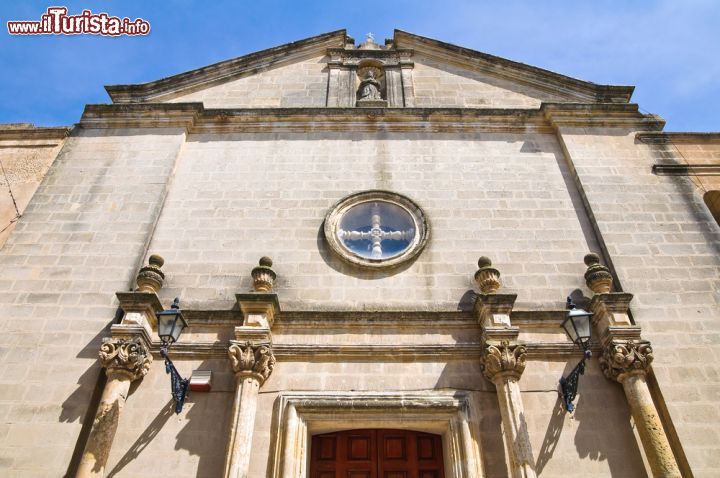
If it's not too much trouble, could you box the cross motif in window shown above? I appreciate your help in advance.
[337,203,414,258]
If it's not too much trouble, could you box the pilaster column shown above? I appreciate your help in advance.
[473,257,536,478]
[399,52,415,107]
[481,340,536,478]
[76,336,152,478]
[600,340,680,477]
[223,257,279,478]
[76,255,164,478]
[585,254,681,477]
[223,337,276,478]
[326,51,346,107]
[385,66,404,107]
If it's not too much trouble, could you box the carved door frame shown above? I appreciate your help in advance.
[269,391,484,478]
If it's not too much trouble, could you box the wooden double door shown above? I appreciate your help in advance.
[310,429,445,478]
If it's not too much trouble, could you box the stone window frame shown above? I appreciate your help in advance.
[323,190,430,269]
[269,391,483,478]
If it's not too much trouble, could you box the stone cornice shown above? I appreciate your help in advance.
[116,291,164,313]
[393,30,635,104]
[279,390,469,412]
[326,47,414,67]
[180,309,570,329]
[192,107,552,133]
[80,103,552,132]
[652,164,720,176]
[79,103,204,129]
[542,103,665,130]
[637,132,720,144]
[182,310,478,329]
[0,124,71,141]
[105,30,347,103]
[78,103,667,133]
[151,341,601,360]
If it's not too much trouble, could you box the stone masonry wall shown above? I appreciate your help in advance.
[145,131,596,312]
[0,127,187,476]
[558,127,720,476]
[167,55,329,108]
[671,138,720,198]
[0,127,66,248]
[411,54,567,108]
[95,127,650,476]
[2,119,711,476]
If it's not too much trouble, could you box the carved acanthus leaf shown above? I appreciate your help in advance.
[228,342,276,384]
[481,340,527,382]
[99,338,152,381]
[600,339,653,382]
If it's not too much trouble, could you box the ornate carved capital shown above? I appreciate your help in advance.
[600,339,653,382]
[99,338,152,381]
[481,340,527,382]
[228,342,276,385]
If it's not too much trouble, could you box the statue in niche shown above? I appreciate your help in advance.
[358,70,382,101]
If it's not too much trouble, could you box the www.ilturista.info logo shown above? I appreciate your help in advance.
[7,7,150,36]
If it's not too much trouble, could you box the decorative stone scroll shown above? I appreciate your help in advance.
[228,341,276,384]
[99,337,152,380]
[481,340,527,382]
[600,339,653,382]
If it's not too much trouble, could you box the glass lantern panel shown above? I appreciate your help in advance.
[158,313,178,343]
[562,317,578,342]
[574,314,592,341]
[170,316,185,343]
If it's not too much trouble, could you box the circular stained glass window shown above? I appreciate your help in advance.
[324,191,429,268]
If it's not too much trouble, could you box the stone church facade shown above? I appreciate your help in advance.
[0,29,719,477]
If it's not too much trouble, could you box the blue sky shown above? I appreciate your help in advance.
[1,1,718,131]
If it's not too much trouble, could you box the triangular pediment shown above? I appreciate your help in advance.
[105,30,347,105]
[105,29,633,108]
[394,30,633,105]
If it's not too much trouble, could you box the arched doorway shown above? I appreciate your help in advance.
[310,429,445,478]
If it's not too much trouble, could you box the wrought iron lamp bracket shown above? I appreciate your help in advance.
[560,349,591,412]
[160,344,189,414]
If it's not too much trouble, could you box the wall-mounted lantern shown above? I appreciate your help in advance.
[560,297,593,412]
[156,298,190,413]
